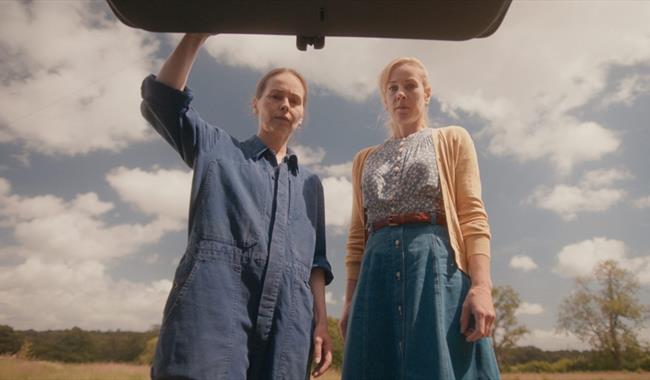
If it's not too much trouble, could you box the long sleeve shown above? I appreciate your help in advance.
[452,127,491,257]
[140,75,221,168]
[312,177,334,285]
[345,147,375,281]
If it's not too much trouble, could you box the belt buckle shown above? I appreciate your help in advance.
[387,215,398,226]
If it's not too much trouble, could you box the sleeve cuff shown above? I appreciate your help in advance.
[345,262,361,281]
[312,256,334,286]
[465,235,491,258]
[141,74,194,110]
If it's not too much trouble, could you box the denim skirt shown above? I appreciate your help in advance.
[341,223,500,380]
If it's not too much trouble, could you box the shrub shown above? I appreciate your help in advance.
[0,325,22,355]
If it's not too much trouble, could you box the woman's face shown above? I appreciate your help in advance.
[384,62,431,129]
[254,72,305,136]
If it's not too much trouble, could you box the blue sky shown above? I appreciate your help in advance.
[1,1,649,350]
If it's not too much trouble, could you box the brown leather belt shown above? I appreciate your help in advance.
[370,212,446,232]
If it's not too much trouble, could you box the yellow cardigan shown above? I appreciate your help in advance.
[345,126,491,280]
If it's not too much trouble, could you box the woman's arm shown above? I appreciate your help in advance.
[140,33,217,168]
[309,177,332,377]
[310,269,332,377]
[157,33,210,90]
[340,148,372,341]
[344,148,374,281]
[460,254,495,341]
[451,127,495,341]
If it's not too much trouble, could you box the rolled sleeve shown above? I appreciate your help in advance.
[312,255,333,286]
[313,178,333,285]
[141,74,194,110]
[140,74,220,168]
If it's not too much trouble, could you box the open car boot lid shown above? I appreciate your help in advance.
[106,0,512,50]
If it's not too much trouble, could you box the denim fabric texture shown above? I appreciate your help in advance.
[342,223,500,380]
[140,75,332,380]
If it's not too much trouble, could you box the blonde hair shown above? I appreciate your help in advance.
[378,57,432,137]
[254,68,308,107]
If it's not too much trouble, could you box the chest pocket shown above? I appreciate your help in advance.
[196,160,271,246]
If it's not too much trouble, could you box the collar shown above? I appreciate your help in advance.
[244,135,269,160]
[244,136,300,174]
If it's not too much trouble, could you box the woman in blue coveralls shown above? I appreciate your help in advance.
[140,33,333,380]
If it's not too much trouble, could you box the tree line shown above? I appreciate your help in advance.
[0,326,158,364]
[491,260,650,371]
[1,260,648,372]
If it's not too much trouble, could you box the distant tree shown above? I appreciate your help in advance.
[557,260,650,369]
[506,345,589,366]
[16,339,33,359]
[138,336,158,365]
[92,330,145,362]
[492,285,529,367]
[29,327,96,362]
[0,325,22,355]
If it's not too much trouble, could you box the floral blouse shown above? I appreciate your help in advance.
[362,127,444,224]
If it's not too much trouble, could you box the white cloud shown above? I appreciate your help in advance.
[322,176,353,230]
[0,176,179,330]
[319,161,353,179]
[293,144,353,179]
[555,237,627,278]
[553,237,650,285]
[72,193,115,216]
[509,255,538,272]
[1,176,109,228]
[626,256,650,285]
[290,145,354,230]
[601,73,650,107]
[144,253,160,264]
[0,1,159,156]
[198,2,650,172]
[0,178,9,195]
[292,145,326,166]
[516,302,544,316]
[519,329,590,351]
[0,177,180,263]
[634,195,650,208]
[527,168,630,220]
[579,168,633,188]
[325,291,338,305]
[488,119,620,175]
[0,257,170,331]
[106,166,192,228]
[529,185,625,221]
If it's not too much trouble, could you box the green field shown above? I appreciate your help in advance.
[2,357,649,380]
[0,357,147,380]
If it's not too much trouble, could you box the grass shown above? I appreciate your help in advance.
[1,357,648,380]
[0,357,148,380]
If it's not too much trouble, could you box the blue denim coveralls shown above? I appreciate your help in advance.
[141,76,333,380]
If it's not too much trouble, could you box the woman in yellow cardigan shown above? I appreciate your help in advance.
[340,57,501,379]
